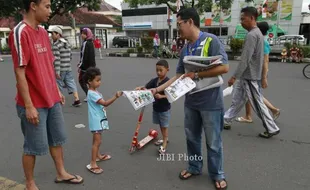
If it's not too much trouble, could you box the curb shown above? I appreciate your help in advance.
[106,53,154,58]
[106,53,310,63]
[0,177,25,190]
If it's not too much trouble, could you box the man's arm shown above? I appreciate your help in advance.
[233,33,256,79]
[262,54,269,79]
[156,74,182,93]
[52,45,61,76]
[15,67,33,108]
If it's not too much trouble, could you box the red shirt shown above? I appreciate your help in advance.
[94,39,101,49]
[9,22,60,108]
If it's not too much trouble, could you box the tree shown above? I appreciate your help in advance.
[0,0,102,21]
[124,0,233,14]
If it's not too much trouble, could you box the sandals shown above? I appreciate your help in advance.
[214,179,228,190]
[179,170,199,180]
[158,146,166,154]
[96,154,111,162]
[54,175,84,184]
[86,164,103,174]
[259,130,280,139]
[235,117,253,123]
[154,139,169,146]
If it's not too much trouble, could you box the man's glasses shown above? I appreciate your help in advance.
[176,20,188,28]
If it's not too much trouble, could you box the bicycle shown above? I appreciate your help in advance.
[302,63,310,79]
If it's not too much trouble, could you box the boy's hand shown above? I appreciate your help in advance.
[154,93,164,99]
[150,88,157,95]
[25,106,39,126]
[135,86,146,90]
[115,91,123,98]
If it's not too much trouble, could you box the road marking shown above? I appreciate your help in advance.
[0,177,25,190]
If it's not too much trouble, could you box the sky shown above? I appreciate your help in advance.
[105,0,310,12]
[105,0,122,10]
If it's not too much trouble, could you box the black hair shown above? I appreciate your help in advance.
[257,22,269,36]
[241,6,258,20]
[84,67,101,83]
[23,0,41,12]
[156,60,169,69]
[176,8,200,28]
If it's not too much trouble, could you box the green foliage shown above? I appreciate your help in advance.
[0,0,101,22]
[299,46,310,58]
[0,44,11,52]
[141,37,154,53]
[137,46,143,53]
[127,48,135,53]
[230,38,244,55]
[283,42,291,53]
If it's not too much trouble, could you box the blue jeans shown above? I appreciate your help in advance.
[16,103,67,156]
[57,71,78,94]
[184,106,225,180]
[152,110,171,128]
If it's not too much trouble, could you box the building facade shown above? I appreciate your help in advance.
[122,0,305,43]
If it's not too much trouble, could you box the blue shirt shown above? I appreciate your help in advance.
[145,76,171,112]
[176,32,228,111]
[264,39,271,55]
[87,90,107,131]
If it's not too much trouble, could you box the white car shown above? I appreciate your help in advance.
[276,35,306,45]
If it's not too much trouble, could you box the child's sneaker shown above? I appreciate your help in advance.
[158,146,166,154]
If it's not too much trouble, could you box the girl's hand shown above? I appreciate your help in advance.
[115,91,123,98]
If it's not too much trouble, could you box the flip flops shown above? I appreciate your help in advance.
[54,175,84,184]
[214,179,228,190]
[235,117,253,123]
[179,170,199,180]
[86,164,103,174]
[96,154,111,162]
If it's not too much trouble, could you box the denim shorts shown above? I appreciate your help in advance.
[16,103,67,156]
[57,71,78,94]
[152,110,171,128]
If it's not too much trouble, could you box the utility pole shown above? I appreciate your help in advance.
[216,0,222,36]
[276,0,282,39]
[69,11,78,48]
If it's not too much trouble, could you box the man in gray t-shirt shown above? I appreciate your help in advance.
[224,7,280,138]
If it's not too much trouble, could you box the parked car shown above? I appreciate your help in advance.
[112,36,130,48]
[276,35,306,45]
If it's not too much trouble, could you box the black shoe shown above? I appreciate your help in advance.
[72,100,82,107]
[223,122,231,130]
[259,130,280,139]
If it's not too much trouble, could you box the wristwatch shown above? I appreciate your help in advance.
[194,72,199,80]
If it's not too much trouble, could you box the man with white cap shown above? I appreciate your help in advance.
[49,26,82,107]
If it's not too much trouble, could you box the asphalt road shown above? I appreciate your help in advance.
[0,55,309,190]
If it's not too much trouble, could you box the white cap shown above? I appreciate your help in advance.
[48,26,63,35]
